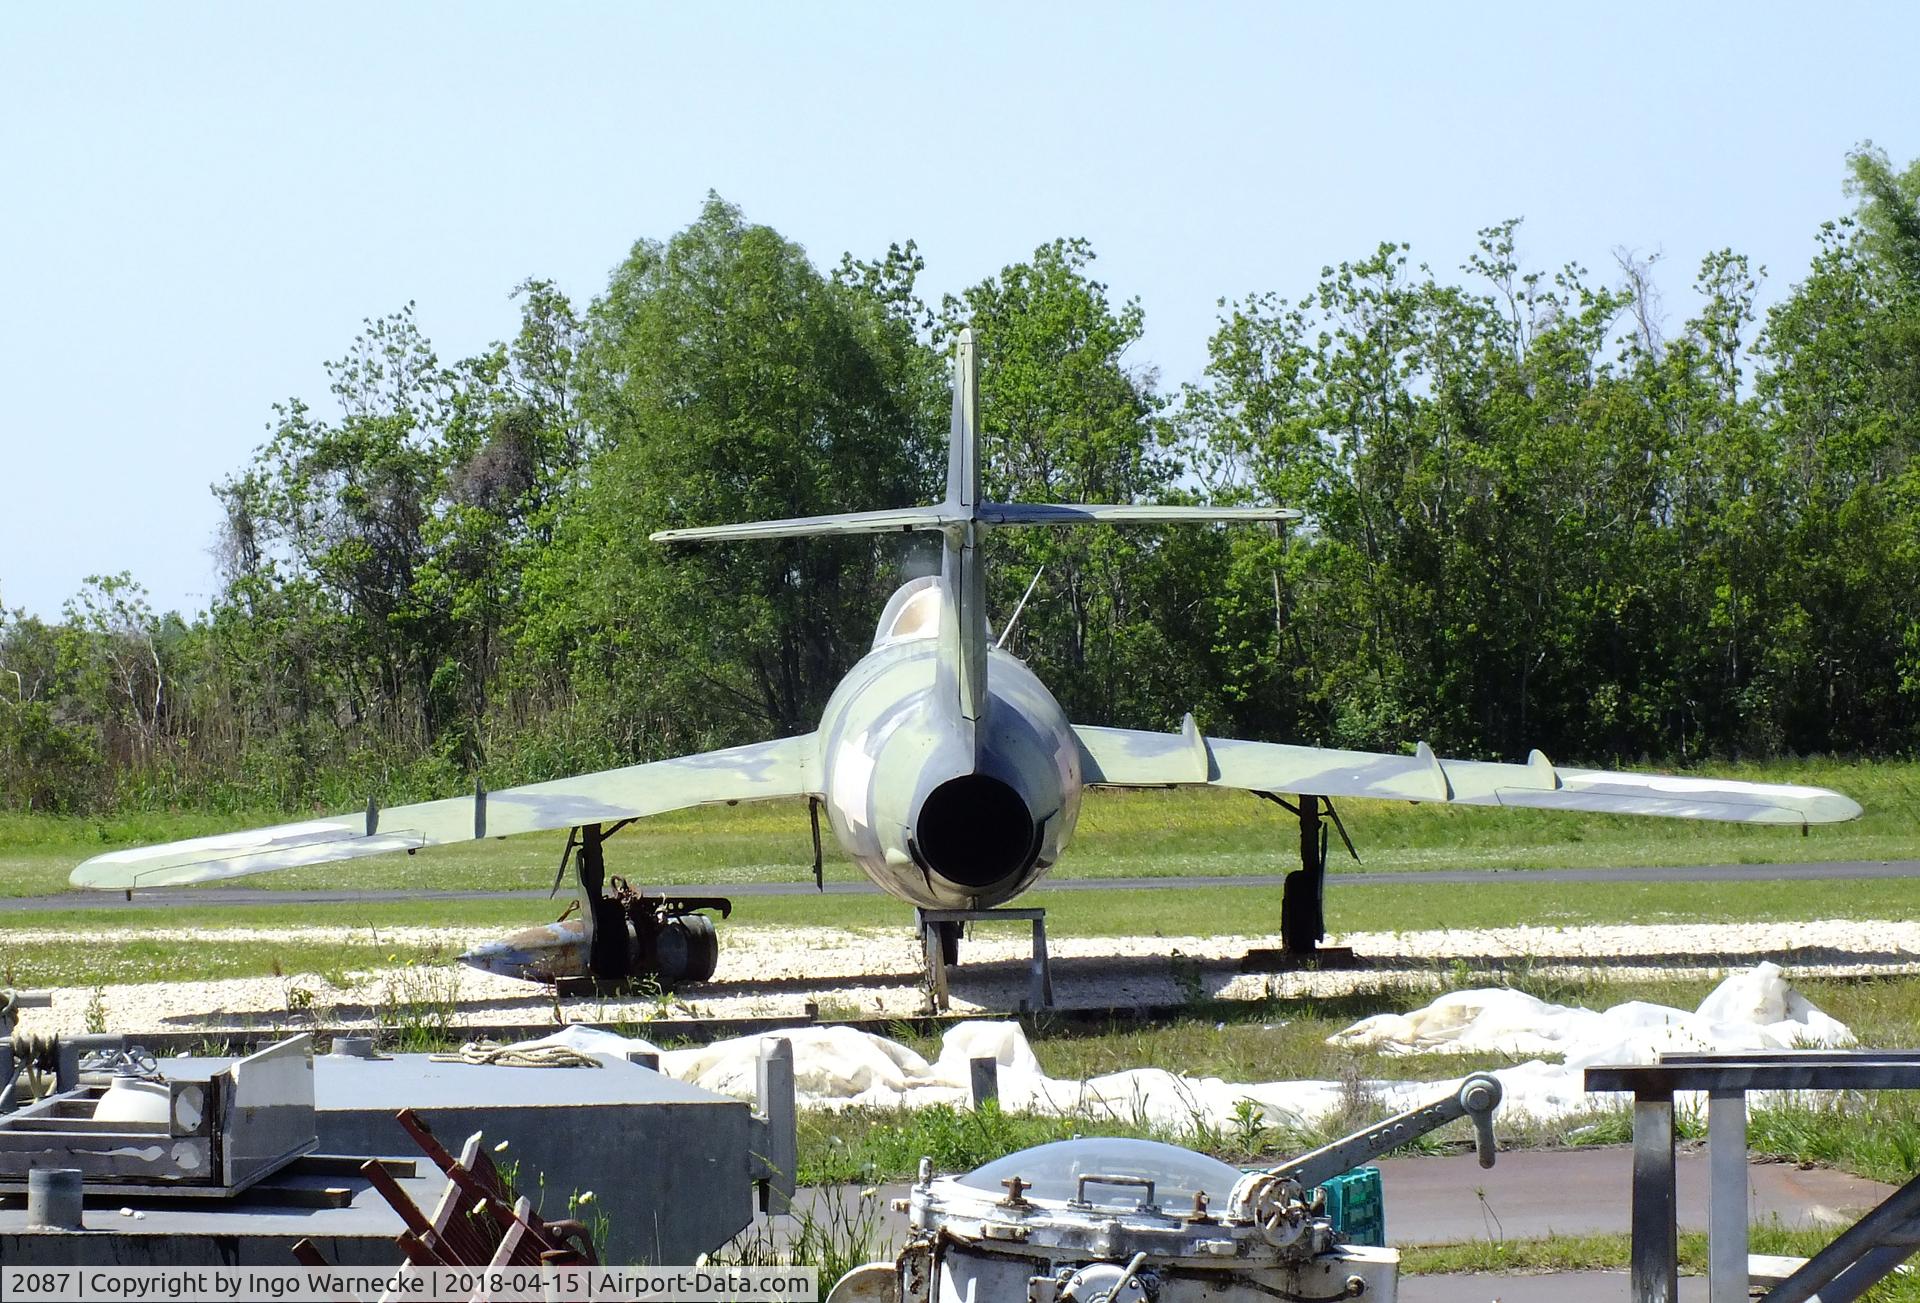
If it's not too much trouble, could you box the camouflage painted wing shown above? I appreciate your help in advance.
[69,735,822,890]
[1073,717,1861,825]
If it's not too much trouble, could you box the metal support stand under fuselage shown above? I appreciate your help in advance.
[916,907,1053,1014]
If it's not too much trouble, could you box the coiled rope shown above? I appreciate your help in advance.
[428,1042,603,1069]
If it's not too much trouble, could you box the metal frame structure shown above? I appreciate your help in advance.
[915,907,1054,1013]
[0,1034,316,1197]
[1586,1050,1920,1303]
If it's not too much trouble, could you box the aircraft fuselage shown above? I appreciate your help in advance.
[815,576,1083,909]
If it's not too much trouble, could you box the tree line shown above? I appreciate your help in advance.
[3,145,1917,814]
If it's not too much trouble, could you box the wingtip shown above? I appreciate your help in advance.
[1813,791,1865,823]
[69,855,135,891]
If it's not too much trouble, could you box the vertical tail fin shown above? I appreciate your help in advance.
[650,324,1296,740]
[939,330,988,729]
[947,328,981,510]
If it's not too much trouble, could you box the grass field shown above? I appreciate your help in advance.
[1401,1227,1920,1297]
[2,757,1914,900]
[3,756,1911,987]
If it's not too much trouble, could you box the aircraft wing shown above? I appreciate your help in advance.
[1072,717,1862,825]
[69,734,822,891]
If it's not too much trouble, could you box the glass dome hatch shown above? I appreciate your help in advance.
[958,1137,1243,1209]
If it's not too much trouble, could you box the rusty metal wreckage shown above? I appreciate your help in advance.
[68,331,1863,996]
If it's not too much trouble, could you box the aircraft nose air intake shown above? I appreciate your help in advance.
[914,774,1041,890]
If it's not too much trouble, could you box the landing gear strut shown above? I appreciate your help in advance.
[1252,792,1359,966]
[1282,793,1327,955]
[566,821,732,988]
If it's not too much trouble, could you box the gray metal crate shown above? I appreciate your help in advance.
[0,1035,315,1197]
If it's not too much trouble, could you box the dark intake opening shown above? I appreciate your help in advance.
[914,774,1039,889]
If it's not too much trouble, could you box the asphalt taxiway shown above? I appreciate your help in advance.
[3,858,1914,912]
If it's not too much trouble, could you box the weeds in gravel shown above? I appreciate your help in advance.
[376,962,464,1052]
[812,996,867,1023]
[277,972,338,1032]
[1168,952,1208,1006]
[1229,1098,1272,1154]
[712,1185,885,1298]
[1429,952,1600,1007]
[1320,1060,1383,1141]
[83,984,107,1033]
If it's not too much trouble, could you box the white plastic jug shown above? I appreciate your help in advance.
[92,1074,169,1124]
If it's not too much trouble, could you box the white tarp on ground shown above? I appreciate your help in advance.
[516,962,1852,1132]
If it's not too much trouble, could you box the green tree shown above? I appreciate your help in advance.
[942,238,1229,728]
[0,593,103,811]
[516,196,943,754]
[1751,146,1920,752]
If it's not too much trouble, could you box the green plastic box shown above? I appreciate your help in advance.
[1315,1165,1385,1247]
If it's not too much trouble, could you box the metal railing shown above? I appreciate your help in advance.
[1587,1050,1920,1303]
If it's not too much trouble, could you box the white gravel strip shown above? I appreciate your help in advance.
[11,918,1920,1038]
[1,925,482,947]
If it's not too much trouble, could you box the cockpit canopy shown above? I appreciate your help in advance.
[872,576,944,648]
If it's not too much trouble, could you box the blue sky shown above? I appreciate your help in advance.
[3,3,1914,619]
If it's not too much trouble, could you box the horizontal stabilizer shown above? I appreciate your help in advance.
[1075,723,1863,826]
[652,507,949,544]
[979,503,1300,526]
[652,501,1298,546]
[70,734,821,891]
